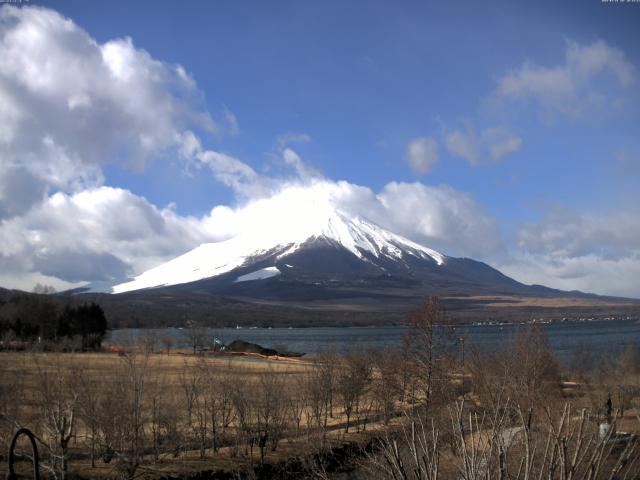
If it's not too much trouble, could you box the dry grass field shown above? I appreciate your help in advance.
[0,348,410,479]
[1,301,639,479]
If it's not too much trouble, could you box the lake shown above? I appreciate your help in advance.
[106,318,640,364]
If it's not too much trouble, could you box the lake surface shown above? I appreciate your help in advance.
[106,318,640,364]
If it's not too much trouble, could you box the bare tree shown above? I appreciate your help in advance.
[146,365,179,462]
[99,352,149,480]
[466,347,511,414]
[607,342,640,417]
[148,373,163,462]
[336,349,372,433]
[205,361,236,453]
[138,329,158,354]
[468,322,561,415]
[288,373,306,438]
[254,369,288,464]
[508,322,560,410]
[367,415,440,480]
[192,357,210,458]
[229,379,256,461]
[32,355,80,480]
[179,358,201,429]
[77,368,104,468]
[304,353,336,445]
[372,349,404,425]
[160,335,174,354]
[404,296,448,410]
[182,322,207,354]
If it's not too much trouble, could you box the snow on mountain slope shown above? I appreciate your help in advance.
[234,266,281,283]
[112,187,445,294]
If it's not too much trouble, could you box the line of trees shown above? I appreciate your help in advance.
[0,294,108,350]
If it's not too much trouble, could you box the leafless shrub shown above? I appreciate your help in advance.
[369,399,640,480]
[368,415,440,480]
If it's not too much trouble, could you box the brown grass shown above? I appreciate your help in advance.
[0,350,389,479]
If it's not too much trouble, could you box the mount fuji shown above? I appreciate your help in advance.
[78,185,638,327]
[112,209,448,294]
[108,187,532,301]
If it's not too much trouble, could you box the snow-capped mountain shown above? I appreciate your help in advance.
[105,182,545,308]
[112,208,446,294]
[84,187,620,327]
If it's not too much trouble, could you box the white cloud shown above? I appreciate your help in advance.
[0,5,245,218]
[175,130,278,198]
[375,182,502,257]
[500,254,640,299]
[495,40,636,117]
[223,107,240,135]
[0,186,222,285]
[499,206,640,297]
[517,207,640,261]
[0,271,82,293]
[269,133,321,183]
[276,132,312,149]
[445,127,522,165]
[282,147,323,180]
[196,149,262,194]
[193,180,503,259]
[406,137,439,175]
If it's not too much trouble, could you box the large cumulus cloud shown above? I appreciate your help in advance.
[0,5,280,289]
[0,5,248,220]
[0,187,214,285]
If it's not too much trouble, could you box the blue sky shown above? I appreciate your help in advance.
[1,0,640,296]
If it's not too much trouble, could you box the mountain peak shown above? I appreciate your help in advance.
[111,190,445,294]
